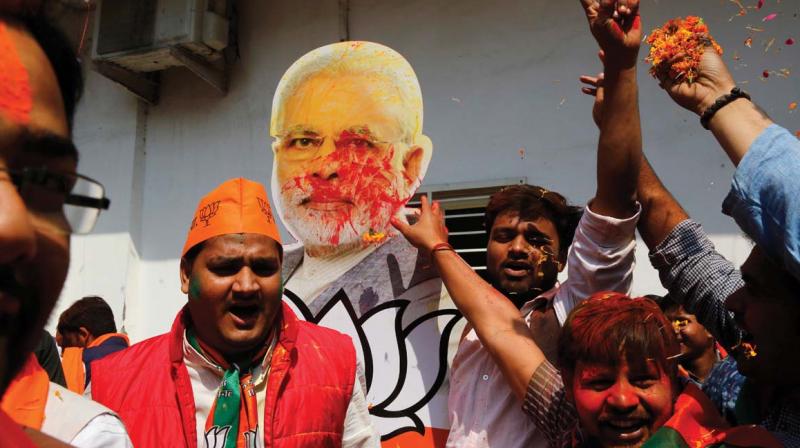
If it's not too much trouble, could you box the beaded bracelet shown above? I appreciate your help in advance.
[700,87,751,130]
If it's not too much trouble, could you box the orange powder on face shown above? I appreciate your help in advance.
[0,22,33,125]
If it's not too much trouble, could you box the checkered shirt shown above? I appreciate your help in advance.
[649,219,744,350]
[522,361,582,448]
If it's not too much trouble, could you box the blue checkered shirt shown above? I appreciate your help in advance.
[651,219,800,445]
[649,219,744,350]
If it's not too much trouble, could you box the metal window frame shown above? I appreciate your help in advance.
[409,177,526,272]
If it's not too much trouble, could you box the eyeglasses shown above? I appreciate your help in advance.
[3,166,110,234]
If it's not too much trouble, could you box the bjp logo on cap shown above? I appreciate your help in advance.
[182,178,281,256]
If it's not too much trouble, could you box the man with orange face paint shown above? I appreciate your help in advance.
[90,178,378,448]
[0,3,127,448]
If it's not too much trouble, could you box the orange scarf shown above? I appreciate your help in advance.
[0,354,49,430]
[62,333,131,395]
[61,347,85,395]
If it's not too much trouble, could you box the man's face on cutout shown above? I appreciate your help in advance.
[273,73,425,256]
[181,234,283,356]
[485,211,562,296]
[569,358,674,448]
[725,246,800,385]
[0,21,74,393]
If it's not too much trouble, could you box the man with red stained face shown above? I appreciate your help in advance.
[271,42,431,262]
[558,294,679,448]
[269,42,459,444]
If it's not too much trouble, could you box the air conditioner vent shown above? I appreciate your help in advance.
[91,0,231,103]
[95,0,156,56]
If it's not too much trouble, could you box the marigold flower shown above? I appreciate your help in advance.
[739,342,758,359]
[646,16,723,84]
[362,229,387,244]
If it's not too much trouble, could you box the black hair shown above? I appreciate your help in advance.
[485,184,583,262]
[646,294,682,314]
[57,296,116,337]
[182,241,205,267]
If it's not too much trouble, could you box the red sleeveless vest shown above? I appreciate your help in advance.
[91,303,356,448]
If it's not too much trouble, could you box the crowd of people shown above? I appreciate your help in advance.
[0,0,798,447]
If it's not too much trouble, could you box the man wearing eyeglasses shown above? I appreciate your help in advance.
[0,4,122,447]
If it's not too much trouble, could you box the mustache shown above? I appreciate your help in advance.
[598,412,651,423]
[502,260,532,269]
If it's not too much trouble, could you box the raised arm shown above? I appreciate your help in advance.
[637,156,743,349]
[581,62,744,349]
[580,0,642,218]
[656,31,800,297]
[580,70,688,248]
[636,155,689,248]
[391,197,543,400]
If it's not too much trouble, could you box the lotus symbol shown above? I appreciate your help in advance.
[204,425,231,448]
[284,281,461,441]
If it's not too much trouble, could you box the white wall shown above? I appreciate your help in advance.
[55,0,800,341]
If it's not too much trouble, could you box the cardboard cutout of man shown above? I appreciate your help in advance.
[270,42,457,444]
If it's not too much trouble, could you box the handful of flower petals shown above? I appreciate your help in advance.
[646,16,723,83]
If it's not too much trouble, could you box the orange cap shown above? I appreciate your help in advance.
[182,178,281,256]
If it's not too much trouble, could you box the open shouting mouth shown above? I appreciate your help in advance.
[502,260,532,278]
[227,302,262,328]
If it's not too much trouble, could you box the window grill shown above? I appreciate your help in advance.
[408,178,526,279]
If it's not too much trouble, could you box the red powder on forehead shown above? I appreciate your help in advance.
[0,23,32,125]
[559,292,680,380]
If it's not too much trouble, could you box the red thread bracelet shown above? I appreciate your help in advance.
[430,242,454,258]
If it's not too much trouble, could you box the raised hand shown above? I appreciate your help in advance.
[658,48,737,116]
[579,0,641,68]
[390,195,449,255]
[579,51,606,128]
[580,72,605,128]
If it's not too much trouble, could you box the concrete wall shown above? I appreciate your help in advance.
[51,0,800,341]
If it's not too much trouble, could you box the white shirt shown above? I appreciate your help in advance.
[446,203,640,448]
[183,330,380,448]
[286,243,378,302]
[42,382,132,448]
